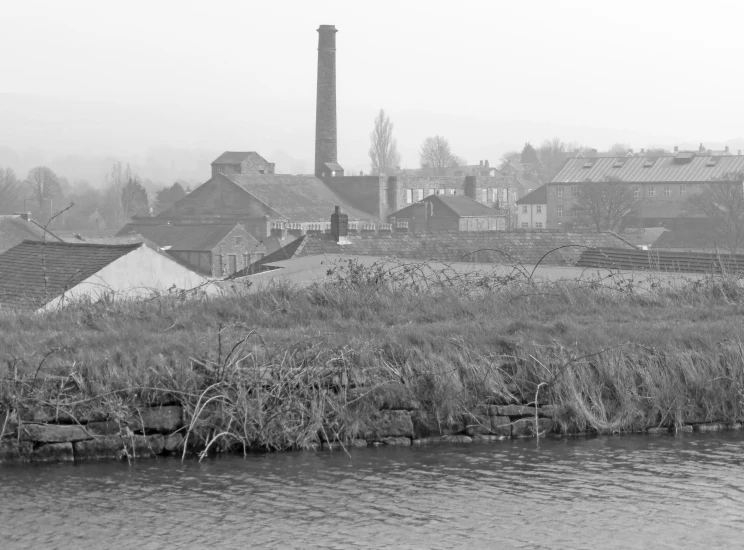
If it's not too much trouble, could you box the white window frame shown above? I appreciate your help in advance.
[416,188,424,201]
[571,186,579,197]
[535,222,543,228]
[536,205,542,213]
[664,185,671,197]
[405,189,413,204]
[481,189,487,203]
[647,186,655,198]
[633,186,641,198]
[557,205,564,218]
[522,205,528,214]
[557,186,564,198]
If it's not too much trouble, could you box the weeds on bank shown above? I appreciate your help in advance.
[1,256,744,452]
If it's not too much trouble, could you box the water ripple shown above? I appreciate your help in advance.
[1,432,744,549]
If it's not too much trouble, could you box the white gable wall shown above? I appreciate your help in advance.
[43,245,214,310]
[517,203,547,229]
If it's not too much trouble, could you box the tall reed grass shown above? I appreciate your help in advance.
[1,257,743,451]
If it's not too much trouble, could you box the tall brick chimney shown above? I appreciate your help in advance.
[315,25,338,178]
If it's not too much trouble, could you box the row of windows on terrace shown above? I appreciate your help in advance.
[214,253,265,276]
[404,188,515,204]
[521,222,544,228]
[553,184,693,199]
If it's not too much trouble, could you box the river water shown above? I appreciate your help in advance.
[2,432,744,549]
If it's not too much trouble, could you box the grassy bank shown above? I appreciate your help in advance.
[2,258,744,453]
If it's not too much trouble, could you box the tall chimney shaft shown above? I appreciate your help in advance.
[315,25,338,178]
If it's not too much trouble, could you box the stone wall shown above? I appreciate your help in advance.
[2,397,741,465]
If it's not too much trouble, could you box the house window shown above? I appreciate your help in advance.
[571,186,579,197]
[216,255,223,276]
[557,205,564,218]
[535,222,543,228]
[536,205,542,213]
[633,186,641,198]
[448,188,455,195]
[243,253,249,268]
[481,189,487,203]
[557,186,564,198]
[680,185,686,196]
[405,189,413,204]
[501,189,508,203]
[522,205,528,214]
[437,188,445,195]
[487,189,493,202]
[664,185,671,197]
[428,188,435,196]
[228,255,237,275]
[235,236,243,246]
[416,189,424,201]
[647,186,655,197]
[521,222,529,228]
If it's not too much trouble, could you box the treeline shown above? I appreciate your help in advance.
[0,162,190,231]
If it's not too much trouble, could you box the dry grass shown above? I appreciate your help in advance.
[1,257,743,451]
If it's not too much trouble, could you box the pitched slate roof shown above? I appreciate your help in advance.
[229,235,307,278]
[119,223,255,251]
[222,173,373,222]
[392,195,502,219]
[211,151,267,165]
[516,185,548,205]
[249,230,637,269]
[0,241,140,309]
[551,155,744,184]
[0,215,63,254]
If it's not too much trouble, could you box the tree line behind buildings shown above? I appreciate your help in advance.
[0,161,190,230]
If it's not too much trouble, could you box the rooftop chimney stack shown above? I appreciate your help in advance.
[331,206,349,244]
[315,25,338,178]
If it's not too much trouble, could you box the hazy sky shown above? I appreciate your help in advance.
[2,0,744,178]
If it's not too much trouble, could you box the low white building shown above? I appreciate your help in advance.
[0,240,213,311]
[516,186,547,229]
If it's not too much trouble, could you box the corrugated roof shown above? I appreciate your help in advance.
[551,155,744,183]
[0,241,140,309]
[255,230,636,268]
[121,223,255,251]
[211,151,267,165]
[223,173,373,222]
[516,185,548,205]
[0,215,63,254]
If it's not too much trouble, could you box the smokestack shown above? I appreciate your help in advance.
[315,25,338,178]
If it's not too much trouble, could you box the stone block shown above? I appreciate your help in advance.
[464,412,492,436]
[30,442,74,462]
[74,436,126,460]
[123,434,165,458]
[512,418,552,438]
[0,440,32,463]
[647,426,671,435]
[440,435,472,444]
[730,422,743,430]
[164,433,184,452]
[411,412,465,438]
[349,439,368,447]
[676,425,694,432]
[86,421,123,436]
[537,405,561,418]
[490,416,512,437]
[129,406,182,433]
[20,423,92,443]
[694,422,728,432]
[496,405,538,418]
[360,410,413,440]
[381,437,411,446]
[472,434,509,443]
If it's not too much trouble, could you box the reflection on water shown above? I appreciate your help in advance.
[2,433,744,549]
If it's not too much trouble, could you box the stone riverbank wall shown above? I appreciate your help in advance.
[2,399,743,465]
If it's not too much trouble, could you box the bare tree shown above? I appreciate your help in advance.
[499,150,521,167]
[25,166,62,221]
[0,166,21,214]
[608,143,631,156]
[103,161,149,225]
[368,109,401,175]
[419,135,458,175]
[685,172,744,253]
[571,176,639,232]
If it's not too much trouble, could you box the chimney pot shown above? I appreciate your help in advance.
[479,160,483,166]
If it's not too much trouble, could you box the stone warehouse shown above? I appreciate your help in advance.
[118,222,267,277]
[547,152,744,229]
